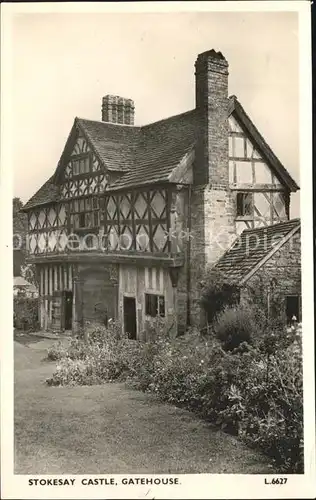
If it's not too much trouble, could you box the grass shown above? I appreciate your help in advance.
[14,336,275,474]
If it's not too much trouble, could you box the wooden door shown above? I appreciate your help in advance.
[63,290,73,330]
[123,297,137,340]
[51,291,62,331]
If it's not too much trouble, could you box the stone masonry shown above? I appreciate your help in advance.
[240,229,301,321]
[189,50,236,326]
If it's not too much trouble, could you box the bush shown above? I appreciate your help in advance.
[46,320,303,473]
[200,269,240,324]
[14,295,39,331]
[47,341,67,361]
[219,341,303,472]
[46,322,142,386]
[213,304,263,351]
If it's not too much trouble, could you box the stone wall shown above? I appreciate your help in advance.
[189,50,237,328]
[240,229,301,321]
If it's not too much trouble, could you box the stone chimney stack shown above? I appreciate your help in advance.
[101,95,135,125]
[189,49,235,327]
[194,49,229,186]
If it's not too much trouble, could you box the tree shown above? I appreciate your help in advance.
[13,197,27,277]
[200,268,240,326]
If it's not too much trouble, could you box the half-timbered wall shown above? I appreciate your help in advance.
[228,115,288,234]
[118,265,175,339]
[27,135,109,254]
[102,187,189,256]
[27,203,69,254]
[103,188,170,254]
[61,135,107,199]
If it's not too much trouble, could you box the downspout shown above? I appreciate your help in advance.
[186,185,192,327]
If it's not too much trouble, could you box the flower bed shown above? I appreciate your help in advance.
[46,318,303,473]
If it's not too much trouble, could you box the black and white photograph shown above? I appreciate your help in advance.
[1,1,315,499]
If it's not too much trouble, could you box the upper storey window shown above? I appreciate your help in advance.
[61,136,106,199]
[69,196,100,229]
[236,192,253,217]
[72,155,90,176]
[63,135,102,181]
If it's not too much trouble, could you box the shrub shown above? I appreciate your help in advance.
[213,304,263,351]
[219,341,303,472]
[200,269,240,324]
[47,341,67,361]
[46,319,303,473]
[46,322,142,386]
[14,295,39,331]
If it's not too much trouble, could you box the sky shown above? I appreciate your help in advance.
[11,10,300,217]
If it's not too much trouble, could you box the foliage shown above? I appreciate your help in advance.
[46,321,141,386]
[213,304,265,351]
[46,319,303,473]
[13,197,28,277]
[14,295,39,331]
[21,263,38,287]
[46,341,68,361]
[200,269,240,324]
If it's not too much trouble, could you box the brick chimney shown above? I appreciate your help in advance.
[101,95,135,125]
[194,49,229,186]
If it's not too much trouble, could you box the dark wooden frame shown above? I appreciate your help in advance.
[103,184,172,255]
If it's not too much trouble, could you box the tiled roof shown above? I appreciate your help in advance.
[108,110,199,190]
[77,118,140,173]
[22,177,60,210]
[23,95,298,209]
[215,219,300,284]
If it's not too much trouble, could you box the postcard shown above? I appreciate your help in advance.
[1,1,315,499]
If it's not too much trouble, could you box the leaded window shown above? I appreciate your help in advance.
[236,192,253,217]
[145,293,165,317]
[72,155,90,176]
[69,196,100,229]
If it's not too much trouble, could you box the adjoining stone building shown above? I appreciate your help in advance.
[214,219,301,324]
[22,49,300,336]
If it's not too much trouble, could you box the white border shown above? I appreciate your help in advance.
[1,2,315,499]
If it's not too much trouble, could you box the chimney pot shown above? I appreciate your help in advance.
[101,95,135,125]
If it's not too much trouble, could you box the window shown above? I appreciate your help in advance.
[84,234,97,249]
[145,293,165,317]
[79,213,86,228]
[236,192,253,217]
[70,196,100,229]
[286,295,301,324]
[72,155,90,176]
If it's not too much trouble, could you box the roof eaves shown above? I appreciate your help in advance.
[75,118,111,172]
[106,177,173,193]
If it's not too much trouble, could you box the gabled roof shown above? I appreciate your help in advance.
[108,110,199,190]
[76,118,139,173]
[215,218,300,284]
[23,94,298,210]
[22,176,60,211]
[228,96,299,192]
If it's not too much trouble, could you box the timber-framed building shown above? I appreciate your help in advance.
[22,49,300,336]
